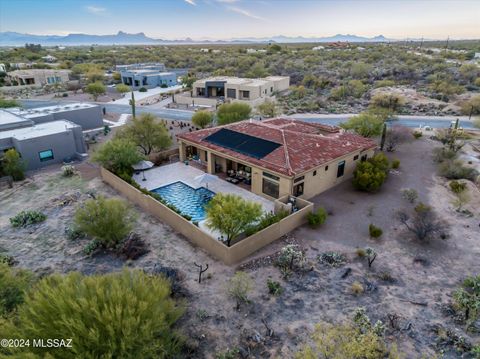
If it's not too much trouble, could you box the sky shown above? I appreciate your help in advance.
[1,0,479,40]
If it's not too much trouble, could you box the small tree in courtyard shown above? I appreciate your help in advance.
[93,138,144,176]
[85,81,106,101]
[352,153,390,192]
[74,196,136,249]
[205,193,262,246]
[191,110,213,129]
[117,113,172,155]
[1,148,26,181]
[217,102,252,125]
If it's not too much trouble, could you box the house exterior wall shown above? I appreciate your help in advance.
[31,106,103,130]
[120,71,177,89]
[11,127,86,170]
[6,70,70,86]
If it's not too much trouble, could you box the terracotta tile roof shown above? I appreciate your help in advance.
[177,118,377,177]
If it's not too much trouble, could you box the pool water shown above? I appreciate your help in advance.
[151,181,215,222]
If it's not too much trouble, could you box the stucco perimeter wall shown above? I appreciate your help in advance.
[101,167,313,265]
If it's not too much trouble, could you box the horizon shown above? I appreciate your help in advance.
[1,0,479,41]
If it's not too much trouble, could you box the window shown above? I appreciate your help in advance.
[313,170,317,176]
[361,154,368,162]
[325,165,329,171]
[262,178,279,198]
[240,90,250,99]
[294,176,305,183]
[263,171,280,181]
[227,88,236,99]
[270,86,273,92]
[39,149,54,162]
[353,155,359,161]
[293,183,304,196]
[337,161,345,178]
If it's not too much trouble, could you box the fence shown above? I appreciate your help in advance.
[101,168,313,264]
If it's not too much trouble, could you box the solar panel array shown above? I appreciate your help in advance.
[204,128,282,159]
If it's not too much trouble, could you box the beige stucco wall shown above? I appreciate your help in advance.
[100,167,313,265]
[299,148,376,199]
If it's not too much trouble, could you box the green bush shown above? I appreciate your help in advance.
[139,87,147,92]
[369,224,383,238]
[267,279,283,296]
[74,196,136,249]
[449,180,467,193]
[401,188,418,203]
[438,160,478,181]
[191,110,213,129]
[352,153,389,192]
[453,275,480,329]
[61,164,76,177]
[2,269,184,358]
[413,131,423,139]
[226,272,253,308]
[391,159,400,169]
[93,138,144,176]
[0,263,34,316]
[307,207,328,228]
[244,210,289,236]
[217,102,252,125]
[10,210,47,228]
[2,148,26,181]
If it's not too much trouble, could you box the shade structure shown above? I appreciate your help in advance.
[194,173,218,187]
[132,160,154,171]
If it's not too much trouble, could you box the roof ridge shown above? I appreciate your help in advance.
[280,129,294,176]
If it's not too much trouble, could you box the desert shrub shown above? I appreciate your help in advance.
[276,244,307,276]
[453,275,480,329]
[352,153,389,192]
[61,164,76,177]
[369,224,383,238]
[350,281,364,295]
[307,207,328,228]
[226,272,253,309]
[356,248,366,257]
[1,269,184,358]
[385,125,412,152]
[374,79,396,88]
[438,160,478,181]
[398,202,447,241]
[217,102,252,125]
[10,210,47,228]
[74,196,136,249]
[2,148,26,181]
[64,225,85,240]
[83,239,101,255]
[267,279,283,296]
[215,348,240,359]
[449,180,467,194]
[401,188,418,203]
[244,210,288,236]
[391,159,400,169]
[317,251,346,267]
[0,263,34,316]
[432,147,458,163]
[0,253,17,266]
[370,93,405,112]
[139,87,147,92]
[120,233,149,260]
[413,131,423,139]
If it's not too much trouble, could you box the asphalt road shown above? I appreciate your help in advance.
[20,99,476,129]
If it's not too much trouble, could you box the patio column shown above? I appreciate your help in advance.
[206,151,214,174]
[179,141,186,161]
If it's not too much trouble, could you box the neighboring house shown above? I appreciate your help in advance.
[312,46,325,51]
[5,103,103,130]
[0,113,87,170]
[6,69,71,87]
[41,55,57,63]
[0,64,6,73]
[474,52,480,59]
[117,63,177,90]
[175,76,290,108]
[177,118,376,200]
[246,48,267,54]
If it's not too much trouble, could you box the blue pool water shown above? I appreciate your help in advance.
[151,181,215,222]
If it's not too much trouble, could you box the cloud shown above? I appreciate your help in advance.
[85,5,107,14]
[228,6,265,20]
[184,0,196,5]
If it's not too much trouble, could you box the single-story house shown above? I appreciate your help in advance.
[177,118,377,200]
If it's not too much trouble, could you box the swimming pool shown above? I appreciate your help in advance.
[151,181,215,222]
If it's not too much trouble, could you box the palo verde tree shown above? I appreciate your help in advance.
[205,193,262,247]
[340,110,388,137]
[85,81,106,101]
[116,83,131,94]
[117,113,172,155]
[2,269,184,358]
[216,102,252,125]
[191,110,213,129]
[93,138,144,176]
[352,153,390,192]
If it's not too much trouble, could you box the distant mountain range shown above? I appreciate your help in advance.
[0,31,395,46]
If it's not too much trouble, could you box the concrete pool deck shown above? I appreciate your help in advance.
[132,162,275,240]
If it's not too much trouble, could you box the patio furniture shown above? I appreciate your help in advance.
[225,177,239,184]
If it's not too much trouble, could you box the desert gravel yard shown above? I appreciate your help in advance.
[0,136,479,358]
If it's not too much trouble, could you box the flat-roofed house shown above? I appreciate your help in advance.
[117,63,177,89]
[6,69,71,87]
[177,118,376,200]
[175,75,290,108]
